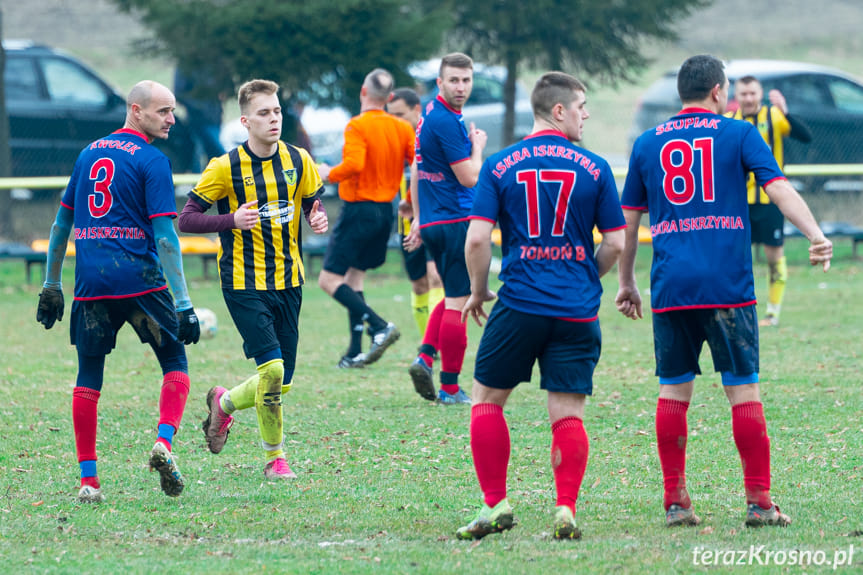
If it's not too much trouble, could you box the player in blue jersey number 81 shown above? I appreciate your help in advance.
[616,54,832,529]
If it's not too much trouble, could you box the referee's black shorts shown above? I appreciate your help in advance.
[323,201,394,275]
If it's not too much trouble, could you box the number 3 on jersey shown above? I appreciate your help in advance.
[88,157,115,218]
[660,138,714,205]
[516,169,576,238]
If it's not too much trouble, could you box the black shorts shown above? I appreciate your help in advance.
[652,305,759,386]
[400,234,434,282]
[70,289,180,356]
[323,201,394,275]
[749,203,784,246]
[223,288,302,373]
[420,221,470,298]
[474,301,601,394]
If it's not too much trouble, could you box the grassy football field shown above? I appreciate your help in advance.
[0,238,860,573]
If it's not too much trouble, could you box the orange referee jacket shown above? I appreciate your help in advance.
[328,109,415,203]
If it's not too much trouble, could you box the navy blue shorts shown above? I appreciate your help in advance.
[420,221,470,298]
[474,301,600,394]
[223,287,301,376]
[323,201,394,274]
[70,289,182,356]
[652,305,759,386]
[749,203,784,247]
[400,234,434,282]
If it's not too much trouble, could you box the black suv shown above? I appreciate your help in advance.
[3,40,195,177]
[630,59,863,192]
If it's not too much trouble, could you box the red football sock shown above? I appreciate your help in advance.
[158,371,190,430]
[72,387,100,463]
[551,416,589,515]
[420,300,446,367]
[470,403,510,508]
[439,308,467,376]
[732,401,772,509]
[81,476,100,489]
[656,398,691,510]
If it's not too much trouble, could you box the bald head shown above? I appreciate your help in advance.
[362,69,394,104]
[125,81,176,141]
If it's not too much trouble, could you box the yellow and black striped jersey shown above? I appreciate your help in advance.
[727,106,791,204]
[189,141,323,290]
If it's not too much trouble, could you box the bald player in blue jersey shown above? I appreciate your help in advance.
[456,72,625,540]
[37,80,201,503]
[616,55,833,529]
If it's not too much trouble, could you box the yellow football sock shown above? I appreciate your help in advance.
[767,256,787,318]
[222,377,292,414]
[411,291,430,335]
[428,287,445,311]
[255,359,285,458]
[223,373,259,412]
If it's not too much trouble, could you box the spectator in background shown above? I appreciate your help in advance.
[727,76,812,327]
[317,68,414,368]
[174,64,228,170]
[387,87,444,337]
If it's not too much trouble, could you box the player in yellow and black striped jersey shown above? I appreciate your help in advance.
[387,88,444,337]
[189,138,320,290]
[727,76,812,326]
[178,79,328,480]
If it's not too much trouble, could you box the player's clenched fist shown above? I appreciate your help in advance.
[234,200,259,230]
[36,286,64,329]
[176,307,201,344]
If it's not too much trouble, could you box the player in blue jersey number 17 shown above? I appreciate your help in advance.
[458,72,625,540]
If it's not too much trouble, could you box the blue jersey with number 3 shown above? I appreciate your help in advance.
[60,129,177,300]
[471,130,625,320]
[622,108,785,312]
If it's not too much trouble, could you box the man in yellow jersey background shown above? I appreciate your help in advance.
[728,76,812,327]
[387,87,444,337]
[179,79,328,480]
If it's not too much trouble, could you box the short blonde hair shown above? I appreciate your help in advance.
[238,79,279,114]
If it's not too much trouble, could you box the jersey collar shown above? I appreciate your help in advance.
[525,129,568,140]
[677,107,716,115]
[435,94,463,115]
[242,140,282,161]
[113,128,149,142]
